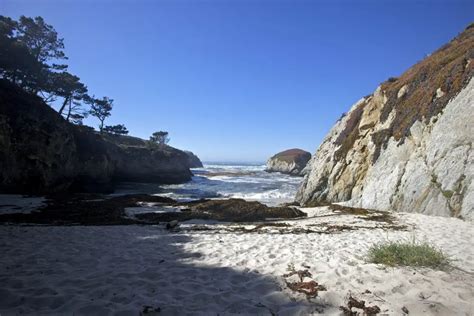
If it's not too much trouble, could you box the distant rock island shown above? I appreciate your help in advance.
[297,24,474,219]
[0,80,193,194]
[266,149,311,176]
[184,151,204,168]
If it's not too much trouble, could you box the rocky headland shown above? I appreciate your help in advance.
[0,79,193,194]
[297,24,474,219]
[266,148,311,176]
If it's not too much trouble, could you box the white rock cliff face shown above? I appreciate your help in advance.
[297,78,474,219]
[297,25,474,219]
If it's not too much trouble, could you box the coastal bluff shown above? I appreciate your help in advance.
[0,80,192,194]
[297,25,474,219]
[184,151,204,168]
[266,149,311,176]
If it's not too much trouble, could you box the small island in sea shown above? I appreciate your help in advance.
[0,2,473,315]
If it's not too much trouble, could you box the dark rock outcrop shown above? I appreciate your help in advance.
[184,151,204,168]
[70,126,117,192]
[0,80,192,194]
[0,80,78,193]
[266,149,311,176]
[0,195,306,225]
[113,145,192,184]
[138,198,307,222]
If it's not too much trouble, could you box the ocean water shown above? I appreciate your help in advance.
[115,163,303,206]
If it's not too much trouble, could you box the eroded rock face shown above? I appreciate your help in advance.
[0,80,192,194]
[266,149,311,176]
[71,126,117,192]
[297,25,474,219]
[0,80,78,193]
[113,145,192,184]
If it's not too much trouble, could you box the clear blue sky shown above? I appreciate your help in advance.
[2,0,473,162]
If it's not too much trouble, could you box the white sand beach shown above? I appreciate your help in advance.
[0,207,473,315]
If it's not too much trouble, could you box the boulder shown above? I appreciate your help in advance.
[266,149,311,176]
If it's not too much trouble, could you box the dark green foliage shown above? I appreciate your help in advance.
[0,16,44,91]
[103,124,129,136]
[48,71,89,123]
[0,15,67,93]
[0,15,99,126]
[149,131,170,147]
[16,16,66,65]
[89,96,113,132]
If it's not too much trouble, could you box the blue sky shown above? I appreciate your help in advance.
[2,0,473,162]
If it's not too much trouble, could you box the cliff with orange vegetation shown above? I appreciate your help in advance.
[297,24,474,219]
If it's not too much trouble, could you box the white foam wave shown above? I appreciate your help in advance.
[203,164,266,172]
[225,189,296,202]
[157,163,302,206]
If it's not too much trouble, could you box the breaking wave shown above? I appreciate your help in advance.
[162,162,303,206]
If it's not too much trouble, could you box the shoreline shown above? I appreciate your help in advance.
[0,207,472,315]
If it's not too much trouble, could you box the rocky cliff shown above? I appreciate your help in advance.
[297,25,474,219]
[0,80,192,194]
[184,151,204,168]
[266,149,311,176]
[0,80,78,193]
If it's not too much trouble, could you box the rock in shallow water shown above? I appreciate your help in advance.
[0,194,306,225]
[266,149,311,176]
[138,198,307,223]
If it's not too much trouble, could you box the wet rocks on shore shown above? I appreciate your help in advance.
[0,194,307,225]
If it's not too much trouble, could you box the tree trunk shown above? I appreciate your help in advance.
[65,99,72,121]
[58,96,70,115]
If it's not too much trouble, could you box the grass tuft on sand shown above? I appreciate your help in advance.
[368,241,449,268]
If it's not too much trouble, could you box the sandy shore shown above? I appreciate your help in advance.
[0,207,473,315]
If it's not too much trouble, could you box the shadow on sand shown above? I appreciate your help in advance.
[0,225,331,315]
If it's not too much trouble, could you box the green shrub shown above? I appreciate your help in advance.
[368,241,449,268]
